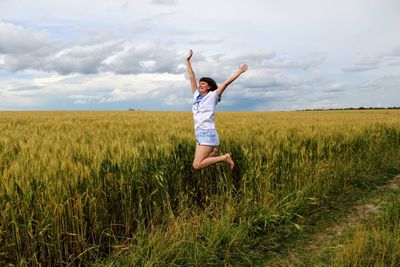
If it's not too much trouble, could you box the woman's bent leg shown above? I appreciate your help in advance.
[193,145,234,170]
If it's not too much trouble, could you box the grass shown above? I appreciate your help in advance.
[264,165,400,267]
[297,186,400,267]
[0,110,399,265]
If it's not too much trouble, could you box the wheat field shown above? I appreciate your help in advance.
[1,110,399,266]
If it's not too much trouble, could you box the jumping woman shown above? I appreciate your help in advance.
[186,49,248,171]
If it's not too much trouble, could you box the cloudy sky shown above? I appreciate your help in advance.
[1,0,399,111]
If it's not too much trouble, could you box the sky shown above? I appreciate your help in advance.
[0,0,399,111]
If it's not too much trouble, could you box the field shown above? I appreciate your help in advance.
[1,110,400,266]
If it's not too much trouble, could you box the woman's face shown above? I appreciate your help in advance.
[198,81,210,92]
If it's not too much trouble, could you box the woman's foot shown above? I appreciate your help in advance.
[224,152,235,170]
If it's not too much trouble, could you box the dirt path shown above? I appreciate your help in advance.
[266,174,400,267]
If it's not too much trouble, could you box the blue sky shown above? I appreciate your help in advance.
[0,0,399,111]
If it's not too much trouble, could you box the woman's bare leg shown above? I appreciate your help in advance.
[208,147,219,157]
[193,145,235,170]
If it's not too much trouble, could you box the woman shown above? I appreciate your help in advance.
[186,49,248,171]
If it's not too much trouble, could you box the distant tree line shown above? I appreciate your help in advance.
[128,107,400,111]
[300,106,400,111]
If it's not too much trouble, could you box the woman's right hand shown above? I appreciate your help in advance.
[186,49,193,61]
[239,64,248,73]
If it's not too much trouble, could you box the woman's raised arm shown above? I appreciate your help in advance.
[186,49,197,93]
[216,64,248,97]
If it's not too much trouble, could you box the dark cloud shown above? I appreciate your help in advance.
[341,58,380,72]
[0,22,184,75]
[102,43,182,74]
[341,65,378,72]
[49,42,124,74]
[357,75,400,92]
[2,41,124,74]
[325,87,345,93]
[342,47,400,73]
[0,22,48,54]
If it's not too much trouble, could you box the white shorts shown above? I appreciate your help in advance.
[195,128,220,146]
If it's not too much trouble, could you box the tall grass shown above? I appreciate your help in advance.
[0,110,399,265]
[302,189,400,267]
[332,190,400,267]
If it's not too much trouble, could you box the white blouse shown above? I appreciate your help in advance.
[192,89,219,130]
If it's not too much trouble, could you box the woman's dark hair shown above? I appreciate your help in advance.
[199,77,221,102]
[199,77,218,91]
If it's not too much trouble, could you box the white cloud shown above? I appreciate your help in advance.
[390,45,400,57]
[150,0,177,5]
[0,71,188,109]
[163,93,191,106]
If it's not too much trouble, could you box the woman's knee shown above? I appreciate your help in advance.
[192,161,202,171]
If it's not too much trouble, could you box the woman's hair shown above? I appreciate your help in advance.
[199,77,218,91]
[199,77,221,102]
